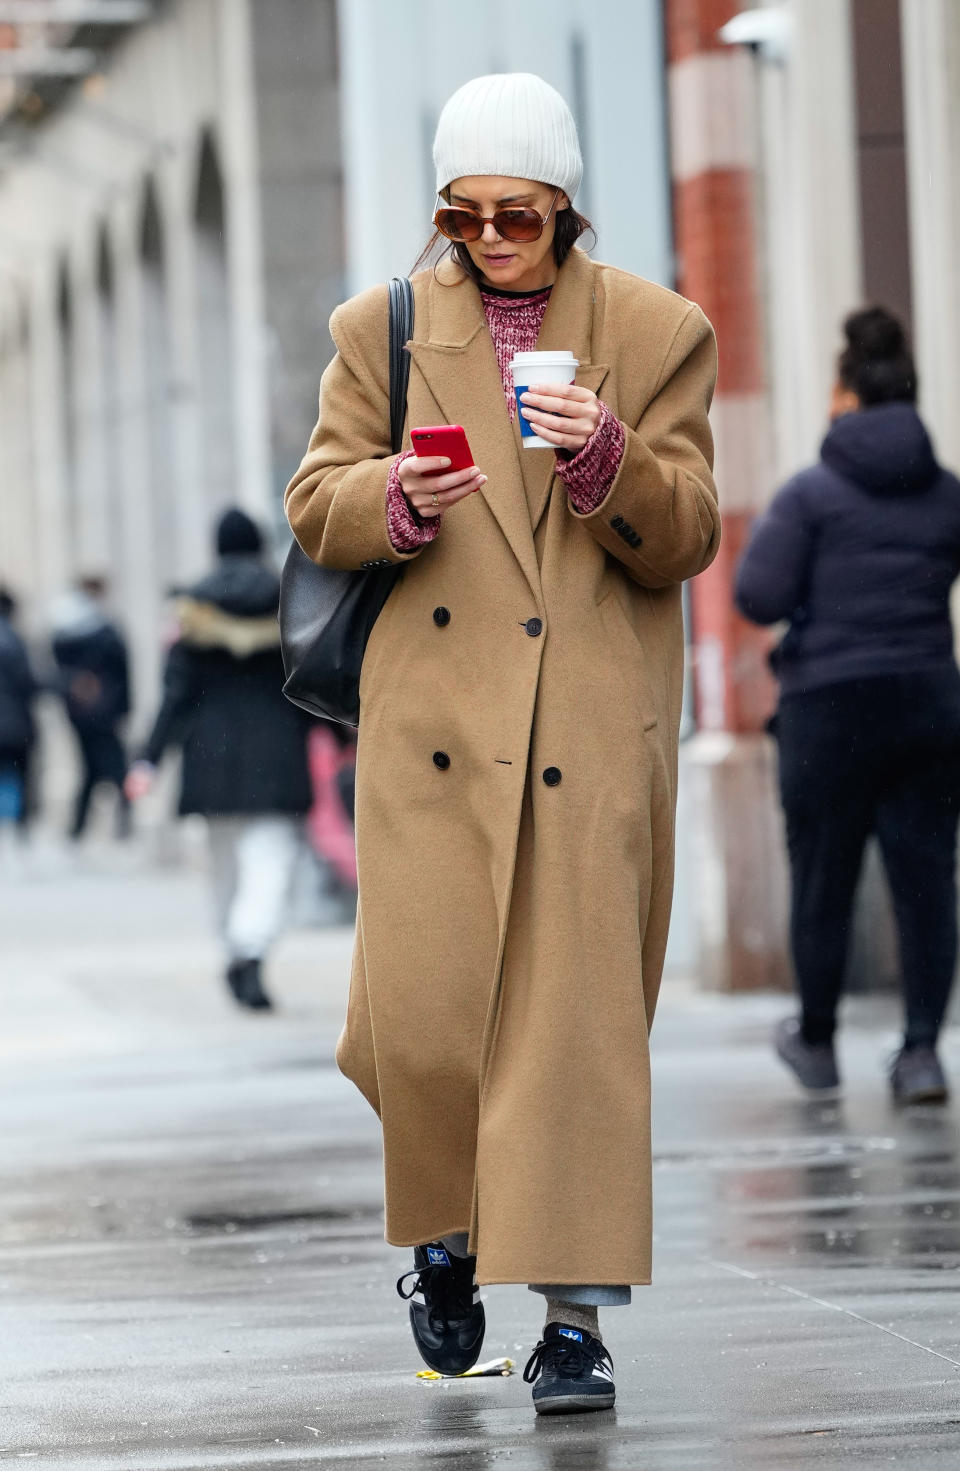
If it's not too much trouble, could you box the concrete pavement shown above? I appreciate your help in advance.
[3,842,960,1468]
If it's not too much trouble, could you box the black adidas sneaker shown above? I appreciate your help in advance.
[396,1243,485,1376]
[523,1323,616,1415]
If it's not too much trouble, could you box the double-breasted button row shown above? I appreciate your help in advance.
[432,751,560,785]
[434,606,544,638]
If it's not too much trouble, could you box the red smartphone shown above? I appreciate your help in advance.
[410,424,475,477]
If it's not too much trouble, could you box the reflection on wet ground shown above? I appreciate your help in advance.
[3,973,960,1467]
[674,1100,960,1270]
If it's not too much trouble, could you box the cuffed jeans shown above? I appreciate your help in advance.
[440,1234,631,1306]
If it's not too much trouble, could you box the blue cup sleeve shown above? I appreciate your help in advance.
[514,385,537,437]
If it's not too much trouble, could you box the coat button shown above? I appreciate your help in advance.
[525,617,543,637]
[433,606,451,627]
[433,751,451,770]
[542,766,562,787]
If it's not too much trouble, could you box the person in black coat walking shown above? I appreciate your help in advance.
[51,577,131,840]
[737,308,960,1105]
[0,587,39,831]
[126,509,313,1011]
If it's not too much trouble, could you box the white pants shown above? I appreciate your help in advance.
[207,815,302,962]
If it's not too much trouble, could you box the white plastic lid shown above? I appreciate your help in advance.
[509,350,579,367]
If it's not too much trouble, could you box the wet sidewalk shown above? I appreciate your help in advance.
[2,848,960,1468]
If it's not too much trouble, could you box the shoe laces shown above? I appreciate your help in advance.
[523,1332,613,1385]
[396,1258,474,1332]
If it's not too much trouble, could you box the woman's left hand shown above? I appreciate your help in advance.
[518,382,602,454]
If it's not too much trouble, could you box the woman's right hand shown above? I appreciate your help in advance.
[398,455,486,519]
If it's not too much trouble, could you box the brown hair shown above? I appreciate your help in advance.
[412,202,596,284]
[838,306,917,406]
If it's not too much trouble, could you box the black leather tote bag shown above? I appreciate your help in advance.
[279,276,414,726]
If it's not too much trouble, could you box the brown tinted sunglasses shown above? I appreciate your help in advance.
[434,187,562,244]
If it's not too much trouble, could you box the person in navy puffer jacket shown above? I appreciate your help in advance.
[737,307,960,1106]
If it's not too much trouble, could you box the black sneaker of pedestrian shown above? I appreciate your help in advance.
[523,1323,616,1416]
[396,1243,485,1376]
[890,1044,949,1105]
[225,958,273,1011]
[774,1016,840,1093]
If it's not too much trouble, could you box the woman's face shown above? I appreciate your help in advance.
[445,176,569,292]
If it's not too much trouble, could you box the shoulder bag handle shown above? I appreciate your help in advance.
[387,276,414,456]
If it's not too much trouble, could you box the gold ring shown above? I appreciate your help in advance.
[431,493,440,508]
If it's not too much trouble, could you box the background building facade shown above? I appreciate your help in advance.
[1,0,959,986]
[0,0,342,719]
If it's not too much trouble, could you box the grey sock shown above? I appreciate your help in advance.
[544,1298,601,1342]
[440,1232,470,1258]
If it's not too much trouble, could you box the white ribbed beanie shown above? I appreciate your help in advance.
[433,73,582,200]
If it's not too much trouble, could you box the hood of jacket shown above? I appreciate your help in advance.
[184,554,280,617]
[820,402,940,497]
[176,554,280,658]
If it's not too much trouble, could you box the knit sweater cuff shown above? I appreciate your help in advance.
[386,451,440,552]
[554,403,626,513]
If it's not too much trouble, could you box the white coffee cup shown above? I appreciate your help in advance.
[511,350,580,449]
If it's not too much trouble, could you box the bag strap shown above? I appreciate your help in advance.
[387,276,415,456]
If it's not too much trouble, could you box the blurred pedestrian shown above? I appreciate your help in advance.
[126,509,313,1012]
[737,307,960,1106]
[286,73,719,1413]
[0,587,39,834]
[51,577,131,841]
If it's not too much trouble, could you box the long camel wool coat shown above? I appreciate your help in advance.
[286,247,719,1288]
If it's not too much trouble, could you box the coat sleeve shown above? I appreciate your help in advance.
[141,641,199,766]
[569,304,720,588]
[735,480,815,625]
[284,295,426,571]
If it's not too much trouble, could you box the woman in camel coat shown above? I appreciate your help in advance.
[286,73,719,1414]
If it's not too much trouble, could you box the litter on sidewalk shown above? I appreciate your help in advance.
[416,1357,515,1381]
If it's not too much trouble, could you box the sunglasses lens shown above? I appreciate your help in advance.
[435,208,482,242]
[494,209,543,242]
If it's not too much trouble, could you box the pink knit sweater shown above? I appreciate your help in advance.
[385,286,626,552]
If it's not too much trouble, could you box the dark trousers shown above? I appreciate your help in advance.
[776,672,960,1048]
[72,726,130,839]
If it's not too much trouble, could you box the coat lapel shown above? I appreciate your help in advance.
[511,249,610,531]
[407,266,542,604]
[406,251,611,590]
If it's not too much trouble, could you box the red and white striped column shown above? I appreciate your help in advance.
[665,0,775,735]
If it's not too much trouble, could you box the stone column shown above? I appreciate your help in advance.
[159,154,208,581]
[900,0,960,474]
[0,292,36,593]
[111,203,162,728]
[70,238,111,575]
[27,258,70,610]
[763,0,863,480]
[218,0,272,521]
